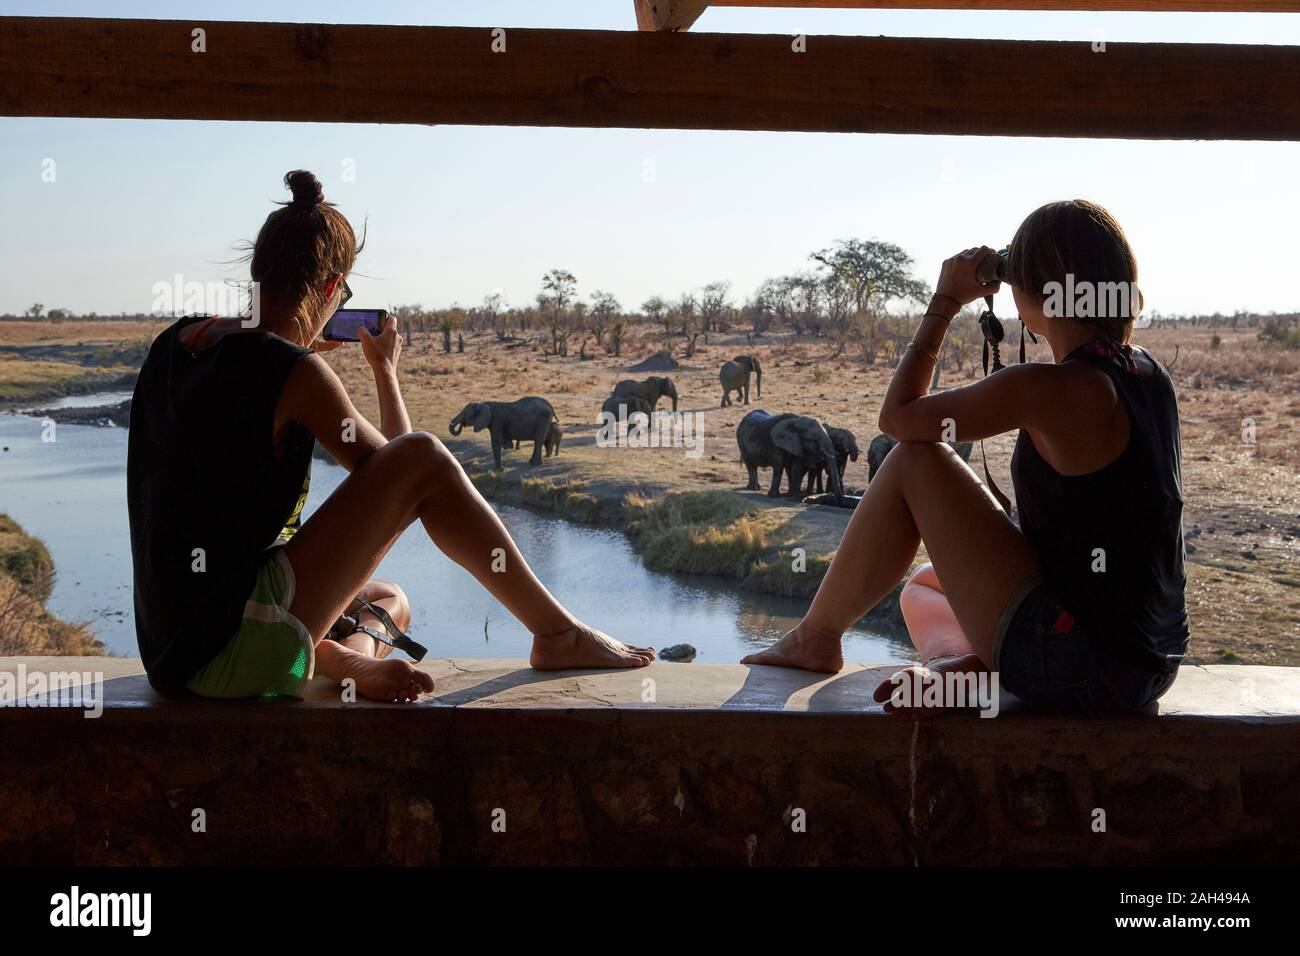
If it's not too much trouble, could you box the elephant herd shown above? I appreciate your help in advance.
[447,353,966,506]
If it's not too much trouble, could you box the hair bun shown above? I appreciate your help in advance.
[284,169,324,208]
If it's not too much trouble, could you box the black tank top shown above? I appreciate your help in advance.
[1011,341,1189,674]
[127,317,313,692]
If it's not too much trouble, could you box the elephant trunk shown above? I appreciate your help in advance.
[755,368,761,399]
[826,450,844,499]
[449,420,463,436]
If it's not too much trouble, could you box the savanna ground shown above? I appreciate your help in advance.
[1,318,1297,664]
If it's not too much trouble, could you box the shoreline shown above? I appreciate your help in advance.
[0,514,104,656]
[455,447,908,633]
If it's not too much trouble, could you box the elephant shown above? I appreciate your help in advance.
[513,421,562,458]
[612,376,678,413]
[866,433,974,482]
[803,426,860,494]
[736,409,843,500]
[719,355,762,407]
[449,396,557,470]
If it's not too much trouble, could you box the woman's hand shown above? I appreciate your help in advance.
[935,246,1002,307]
[360,315,402,372]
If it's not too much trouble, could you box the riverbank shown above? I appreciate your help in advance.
[0,514,103,656]
[0,333,146,406]
[459,456,907,630]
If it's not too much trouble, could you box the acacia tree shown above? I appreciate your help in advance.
[810,238,930,361]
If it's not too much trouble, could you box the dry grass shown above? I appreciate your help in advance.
[0,515,103,656]
[0,319,162,346]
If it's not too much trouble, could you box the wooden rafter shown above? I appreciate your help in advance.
[3,17,1300,140]
[635,0,711,32]
[639,0,1300,29]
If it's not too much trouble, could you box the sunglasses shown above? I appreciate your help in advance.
[336,277,353,309]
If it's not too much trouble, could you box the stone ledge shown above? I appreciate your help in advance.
[2,658,1298,865]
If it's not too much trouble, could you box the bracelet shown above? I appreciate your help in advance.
[906,341,940,362]
[931,292,961,309]
[923,311,955,324]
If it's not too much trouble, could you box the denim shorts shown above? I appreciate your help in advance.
[992,577,1177,716]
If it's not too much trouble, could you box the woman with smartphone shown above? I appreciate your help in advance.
[743,200,1188,716]
[128,170,654,702]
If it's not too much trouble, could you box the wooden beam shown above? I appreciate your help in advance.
[635,0,711,32]
[707,1,1300,11]
[3,17,1299,140]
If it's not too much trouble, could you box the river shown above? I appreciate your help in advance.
[0,393,909,664]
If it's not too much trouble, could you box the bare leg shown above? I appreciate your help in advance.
[741,441,1039,673]
[287,433,654,694]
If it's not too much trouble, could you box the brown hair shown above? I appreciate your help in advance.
[247,170,363,335]
[1007,199,1140,344]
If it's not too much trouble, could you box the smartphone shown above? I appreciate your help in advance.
[323,309,388,342]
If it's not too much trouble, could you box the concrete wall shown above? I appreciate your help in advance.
[2,658,1298,865]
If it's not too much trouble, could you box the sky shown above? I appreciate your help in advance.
[2,1,1299,319]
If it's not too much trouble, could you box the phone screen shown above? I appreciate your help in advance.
[323,309,387,342]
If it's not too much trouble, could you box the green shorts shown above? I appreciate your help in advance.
[185,549,316,700]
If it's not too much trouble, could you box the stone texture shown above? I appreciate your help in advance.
[1,657,1298,865]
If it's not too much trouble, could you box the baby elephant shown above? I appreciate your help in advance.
[514,422,562,458]
[803,426,860,494]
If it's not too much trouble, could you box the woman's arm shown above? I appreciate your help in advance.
[881,245,1033,442]
[279,354,387,472]
[360,316,411,441]
[878,246,1114,449]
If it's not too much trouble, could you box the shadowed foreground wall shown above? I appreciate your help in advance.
[1,658,1297,865]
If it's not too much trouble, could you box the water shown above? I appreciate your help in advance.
[0,394,909,664]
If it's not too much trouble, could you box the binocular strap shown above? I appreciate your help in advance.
[327,597,429,662]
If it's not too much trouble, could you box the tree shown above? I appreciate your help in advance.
[699,280,731,334]
[589,290,620,352]
[435,306,465,353]
[675,293,700,355]
[482,291,508,339]
[811,239,930,361]
[538,269,577,356]
[787,272,824,336]
[26,303,43,319]
[810,238,930,314]
[642,295,672,340]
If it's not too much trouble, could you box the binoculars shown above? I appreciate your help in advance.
[976,247,1010,286]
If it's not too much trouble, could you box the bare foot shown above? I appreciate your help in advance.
[529,622,655,670]
[871,653,988,717]
[740,624,844,674]
[340,655,435,702]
